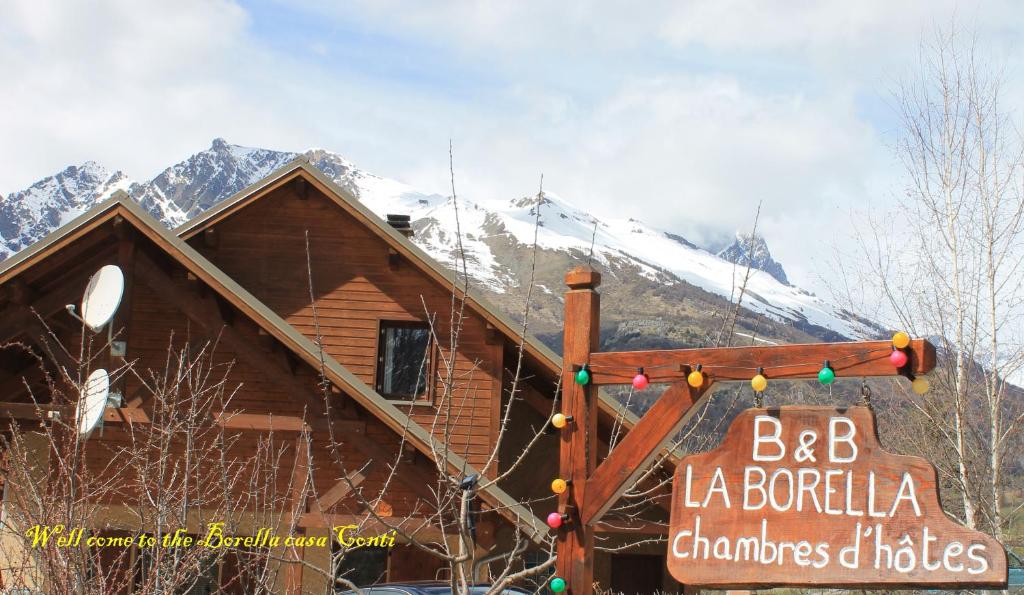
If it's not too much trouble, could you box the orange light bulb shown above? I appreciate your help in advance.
[687,365,704,388]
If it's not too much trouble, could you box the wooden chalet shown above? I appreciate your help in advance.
[0,159,680,593]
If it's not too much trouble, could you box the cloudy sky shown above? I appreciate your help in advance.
[2,1,1022,290]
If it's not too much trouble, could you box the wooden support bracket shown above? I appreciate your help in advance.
[554,265,938,594]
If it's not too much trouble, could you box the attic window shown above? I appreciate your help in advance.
[376,321,431,401]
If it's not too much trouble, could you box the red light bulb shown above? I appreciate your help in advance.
[890,349,908,367]
[632,368,649,390]
[546,512,564,529]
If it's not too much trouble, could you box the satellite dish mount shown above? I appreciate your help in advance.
[66,264,125,349]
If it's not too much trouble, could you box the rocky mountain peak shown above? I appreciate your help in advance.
[717,232,789,285]
[0,139,875,341]
[132,139,298,224]
[0,161,132,259]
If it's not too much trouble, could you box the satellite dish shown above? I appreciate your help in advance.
[81,265,124,332]
[77,368,109,436]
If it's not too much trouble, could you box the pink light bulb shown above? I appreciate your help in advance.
[632,371,649,390]
[546,512,564,529]
[890,349,909,368]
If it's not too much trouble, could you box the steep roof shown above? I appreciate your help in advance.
[0,195,548,541]
[176,158,660,444]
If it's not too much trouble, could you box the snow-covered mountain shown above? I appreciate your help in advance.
[717,232,790,286]
[0,139,879,341]
[0,162,133,256]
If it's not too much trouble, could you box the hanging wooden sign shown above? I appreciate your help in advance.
[667,406,1007,589]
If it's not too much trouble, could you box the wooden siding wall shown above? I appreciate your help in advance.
[191,185,503,468]
[116,272,431,517]
[7,234,431,519]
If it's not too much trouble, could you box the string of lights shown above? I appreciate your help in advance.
[544,331,929,593]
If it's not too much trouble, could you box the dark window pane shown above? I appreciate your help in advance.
[378,323,430,400]
[334,547,390,587]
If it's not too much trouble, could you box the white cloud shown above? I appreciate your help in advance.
[0,0,305,188]
[2,0,1022,294]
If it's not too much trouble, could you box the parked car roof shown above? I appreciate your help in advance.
[337,581,533,595]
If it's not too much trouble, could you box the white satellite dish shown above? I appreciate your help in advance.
[77,368,109,436]
[80,265,124,332]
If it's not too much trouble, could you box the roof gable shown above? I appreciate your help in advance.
[175,161,669,455]
[0,193,547,541]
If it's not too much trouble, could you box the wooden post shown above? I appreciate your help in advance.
[558,266,600,594]
[551,265,937,592]
[285,433,310,594]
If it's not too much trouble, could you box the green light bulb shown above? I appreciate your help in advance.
[574,368,590,385]
[550,577,566,593]
[818,366,836,385]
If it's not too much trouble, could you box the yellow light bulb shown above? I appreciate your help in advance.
[687,370,704,388]
[751,374,768,393]
[893,331,911,349]
[912,377,930,395]
[552,413,568,429]
[551,478,568,494]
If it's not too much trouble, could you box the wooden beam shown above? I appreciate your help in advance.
[93,408,365,435]
[112,234,135,393]
[297,512,445,543]
[290,435,311,515]
[581,382,709,526]
[134,252,325,416]
[586,339,936,385]
[285,434,310,595]
[0,282,83,344]
[133,252,441,508]
[294,177,310,200]
[352,424,440,505]
[317,468,368,510]
[557,266,600,595]
[209,412,364,434]
[23,318,78,381]
[0,401,59,420]
[594,520,668,535]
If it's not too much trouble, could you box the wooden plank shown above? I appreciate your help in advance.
[296,512,443,543]
[210,412,365,434]
[96,408,366,435]
[667,406,1006,588]
[111,231,135,397]
[0,284,81,344]
[23,317,78,381]
[317,468,368,510]
[285,434,309,595]
[581,382,709,525]
[178,168,565,423]
[594,520,668,535]
[557,266,600,595]
[133,252,326,416]
[0,401,59,420]
[587,339,936,385]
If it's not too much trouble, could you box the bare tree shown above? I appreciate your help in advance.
[837,23,1024,542]
[287,156,559,595]
[0,326,295,594]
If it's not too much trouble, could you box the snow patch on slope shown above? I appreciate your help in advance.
[1,139,872,339]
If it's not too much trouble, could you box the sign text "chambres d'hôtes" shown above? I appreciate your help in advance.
[667,407,1006,588]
